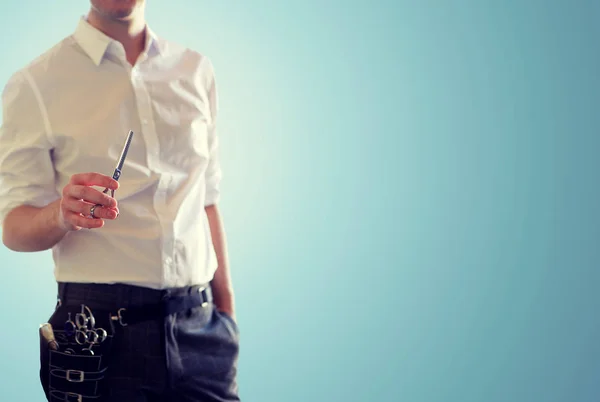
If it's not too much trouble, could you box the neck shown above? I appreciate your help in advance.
[87,8,147,65]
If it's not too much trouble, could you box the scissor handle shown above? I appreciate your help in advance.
[83,305,96,328]
[75,330,89,345]
[65,313,76,336]
[87,330,99,344]
[75,313,88,329]
[100,187,115,198]
[95,328,108,343]
[75,305,96,329]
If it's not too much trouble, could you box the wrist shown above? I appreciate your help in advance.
[215,301,234,315]
[212,290,234,309]
[51,200,69,233]
[213,291,234,316]
[218,307,236,322]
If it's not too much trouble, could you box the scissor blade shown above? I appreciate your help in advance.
[113,130,134,180]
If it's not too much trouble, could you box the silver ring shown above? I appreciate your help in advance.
[89,205,98,218]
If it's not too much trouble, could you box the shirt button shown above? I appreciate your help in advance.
[164,257,172,265]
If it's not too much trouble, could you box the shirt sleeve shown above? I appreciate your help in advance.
[203,59,222,207]
[0,70,59,227]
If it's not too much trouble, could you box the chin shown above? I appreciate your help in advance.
[110,9,136,20]
[92,0,142,20]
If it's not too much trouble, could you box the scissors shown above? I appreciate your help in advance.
[90,130,134,218]
[65,305,108,355]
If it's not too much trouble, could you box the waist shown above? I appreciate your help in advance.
[57,282,211,310]
[52,230,218,289]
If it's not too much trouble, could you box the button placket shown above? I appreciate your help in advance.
[129,68,158,171]
[128,65,174,286]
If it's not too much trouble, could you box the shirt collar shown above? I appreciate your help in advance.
[73,16,162,66]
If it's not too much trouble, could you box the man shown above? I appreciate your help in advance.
[0,1,240,401]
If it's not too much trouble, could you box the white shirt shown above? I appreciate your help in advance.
[0,17,222,289]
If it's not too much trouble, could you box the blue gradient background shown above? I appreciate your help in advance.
[0,1,598,401]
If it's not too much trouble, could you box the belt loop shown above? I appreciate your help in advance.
[119,284,127,308]
[161,288,170,301]
[58,282,68,306]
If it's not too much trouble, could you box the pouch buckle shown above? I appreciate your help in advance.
[66,369,84,383]
[66,392,83,402]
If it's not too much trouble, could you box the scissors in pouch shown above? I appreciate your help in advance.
[90,130,133,218]
[64,305,108,355]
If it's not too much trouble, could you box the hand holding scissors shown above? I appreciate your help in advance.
[57,130,133,231]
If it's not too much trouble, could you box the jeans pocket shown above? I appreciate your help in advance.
[217,310,240,338]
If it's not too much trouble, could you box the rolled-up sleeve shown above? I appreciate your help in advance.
[203,60,222,207]
[0,71,59,226]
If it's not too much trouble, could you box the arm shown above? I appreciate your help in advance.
[206,204,236,318]
[0,71,119,252]
[2,175,119,252]
[202,59,236,318]
[2,201,67,252]
[0,71,61,251]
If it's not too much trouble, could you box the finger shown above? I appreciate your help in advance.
[63,199,118,220]
[64,211,104,229]
[70,173,119,191]
[89,204,118,220]
[66,185,117,208]
[108,206,120,217]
